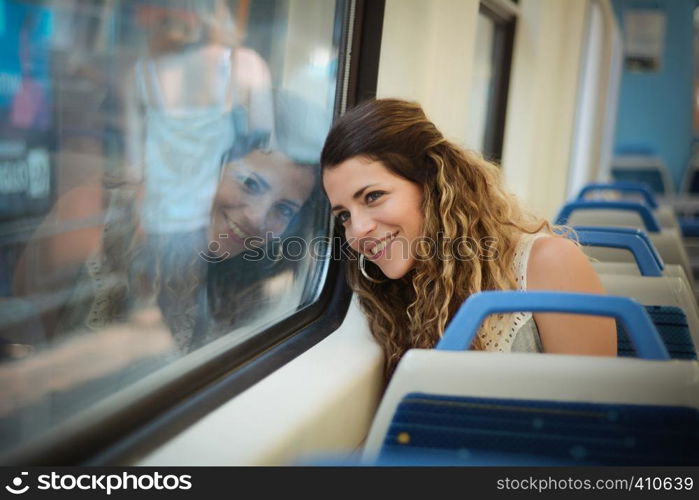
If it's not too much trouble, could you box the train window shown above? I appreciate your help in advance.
[465,2,515,161]
[0,0,341,459]
[694,4,699,133]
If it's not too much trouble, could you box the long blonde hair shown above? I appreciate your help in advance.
[321,99,557,377]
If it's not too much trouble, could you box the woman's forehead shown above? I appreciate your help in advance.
[225,151,315,198]
[323,157,396,191]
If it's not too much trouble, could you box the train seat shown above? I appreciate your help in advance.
[568,227,699,353]
[555,201,693,284]
[362,292,699,466]
[593,261,687,280]
[609,154,674,197]
[597,275,699,358]
[576,182,679,230]
[616,305,695,360]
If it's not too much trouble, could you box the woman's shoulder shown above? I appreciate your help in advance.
[233,46,271,85]
[529,235,582,264]
[527,234,600,291]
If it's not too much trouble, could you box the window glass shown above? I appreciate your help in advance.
[694,5,699,134]
[465,6,514,161]
[465,12,495,154]
[0,0,340,455]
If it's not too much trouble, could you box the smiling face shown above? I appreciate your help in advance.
[209,150,315,259]
[323,156,425,280]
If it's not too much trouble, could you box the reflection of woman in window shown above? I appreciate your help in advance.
[198,91,329,347]
[60,145,318,353]
[208,150,315,261]
[197,149,320,347]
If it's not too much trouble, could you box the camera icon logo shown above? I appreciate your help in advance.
[5,472,29,495]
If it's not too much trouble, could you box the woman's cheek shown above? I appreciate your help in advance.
[348,238,361,254]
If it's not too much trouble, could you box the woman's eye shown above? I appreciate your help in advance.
[336,211,350,224]
[240,176,262,194]
[276,203,296,219]
[365,191,384,203]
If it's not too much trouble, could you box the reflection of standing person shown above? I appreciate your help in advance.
[116,1,273,349]
[123,0,273,235]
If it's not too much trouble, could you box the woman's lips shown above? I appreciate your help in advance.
[222,213,252,244]
[367,232,398,261]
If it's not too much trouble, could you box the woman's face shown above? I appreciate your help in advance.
[323,156,425,280]
[143,7,203,53]
[209,150,315,259]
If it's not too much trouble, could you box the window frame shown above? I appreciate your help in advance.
[1,0,385,466]
[478,0,517,162]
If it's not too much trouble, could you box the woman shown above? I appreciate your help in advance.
[321,99,616,377]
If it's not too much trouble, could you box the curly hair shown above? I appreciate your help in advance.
[321,98,562,378]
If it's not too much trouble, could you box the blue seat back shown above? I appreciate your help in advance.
[381,393,699,465]
[555,201,662,233]
[571,226,665,276]
[618,305,697,360]
[612,168,667,195]
[437,291,670,360]
[577,182,658,209]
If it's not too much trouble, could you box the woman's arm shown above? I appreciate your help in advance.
[526,236,617,356]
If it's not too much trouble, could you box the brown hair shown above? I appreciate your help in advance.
[321,98,558,378]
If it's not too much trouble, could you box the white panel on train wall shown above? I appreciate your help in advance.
[138,297,383,466]
[377,0,479,146]
[502,0,589,219]
[568,0,622,197]
[567,1,604,199]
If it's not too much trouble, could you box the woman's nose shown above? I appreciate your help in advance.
[346,210,377,240]
[243,202,270,234]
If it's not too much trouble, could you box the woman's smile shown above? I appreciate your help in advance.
[366,231,399,260]
[222,212,253,243]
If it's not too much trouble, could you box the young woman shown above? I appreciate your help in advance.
[321,98,616,377]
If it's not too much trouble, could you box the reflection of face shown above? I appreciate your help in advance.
[146,8,202,53]
[323,156,425,280]
[209,150,315,259]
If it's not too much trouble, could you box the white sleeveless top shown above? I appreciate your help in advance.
[135,55,236,234]
[476,232,549,353]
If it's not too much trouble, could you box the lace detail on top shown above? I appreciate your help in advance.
[477,232,550,352]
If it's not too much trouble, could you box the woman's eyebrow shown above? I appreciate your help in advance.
[281,198,302,210]
[251,172,271,191]
[331,184,378,212]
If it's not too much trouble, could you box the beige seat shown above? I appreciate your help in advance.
[597,272,699,350]
[363,351,699,464]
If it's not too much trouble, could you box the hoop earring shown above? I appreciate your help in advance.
[359,254,386,284]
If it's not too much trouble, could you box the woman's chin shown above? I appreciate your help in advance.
[377,261,412,280]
